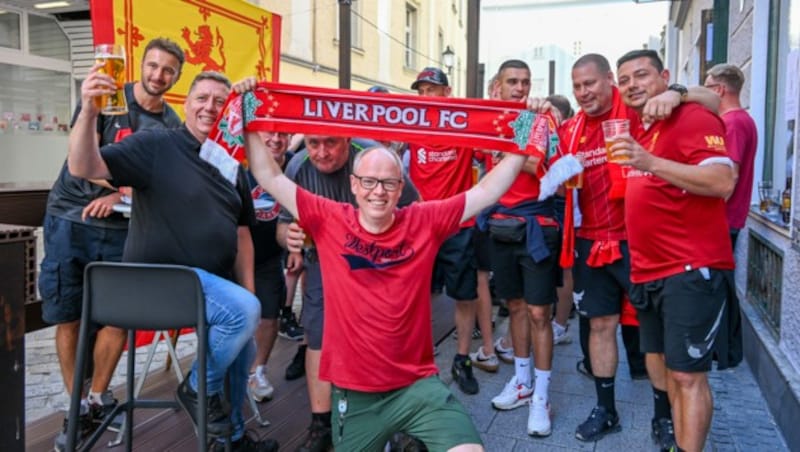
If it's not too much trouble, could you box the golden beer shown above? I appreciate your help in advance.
[604,138,629,163]
[601,119,631,163]
[94,44,127,115]
[565,171,583,189]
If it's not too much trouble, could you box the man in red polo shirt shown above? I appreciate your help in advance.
[614,49,741,452]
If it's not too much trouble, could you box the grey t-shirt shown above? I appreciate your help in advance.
[46,82,182,228]
[278,145,419,223]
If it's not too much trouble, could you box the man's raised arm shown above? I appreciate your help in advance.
[244,131,299,219]
[68,63,115,180]
[461,153,527,222]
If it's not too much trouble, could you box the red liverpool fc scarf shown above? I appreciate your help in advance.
[560,86,629,268]
[199,82,556,183]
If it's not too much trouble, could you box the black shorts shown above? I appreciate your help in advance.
[572,238,631,318]
[433,227,477,301]
[489,225,561,306]
[630,268,729,373]
[254,255,286,319]
[472,226,492,272]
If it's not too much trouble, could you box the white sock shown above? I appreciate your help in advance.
[552,320,567,334]
[256,365,265,375]
[534,368,551,402]
[514,357,531,387]
[87,391,104,405]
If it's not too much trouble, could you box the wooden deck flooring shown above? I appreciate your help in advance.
[25,294,456,451]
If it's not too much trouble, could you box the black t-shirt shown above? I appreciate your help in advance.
[46,82,182,228]
[101,125,255,277]
[247,151,294,264]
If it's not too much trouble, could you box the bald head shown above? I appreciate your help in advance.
[353,146,403,178]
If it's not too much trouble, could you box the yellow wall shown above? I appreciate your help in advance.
[254,0,467,95]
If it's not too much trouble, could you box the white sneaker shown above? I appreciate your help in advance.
[248,369,274,402]
[527,397,552,437]
[469,346,499,372]
[493,337,514,364]
[552,321,572,345]
[491,376,533,410]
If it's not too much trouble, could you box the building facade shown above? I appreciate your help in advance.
[254,0,468,95]
[664,1,800,449]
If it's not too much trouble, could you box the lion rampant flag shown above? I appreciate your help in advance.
[90,0,281,117]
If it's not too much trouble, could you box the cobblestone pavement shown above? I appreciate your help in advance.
[433,313,789,452]
[27,311,789,451]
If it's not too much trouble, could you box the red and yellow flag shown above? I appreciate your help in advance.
[90,0,281,115]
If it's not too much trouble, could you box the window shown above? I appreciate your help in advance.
[698,9,713,85]
[28,14,69,61]
[762,0,799,212]
[0,10,21,49]
[404,4,417,69]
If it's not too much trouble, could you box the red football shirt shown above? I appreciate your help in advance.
[562,108,642,241]
[625,103,735,283]
[297,188,465,391]
[408,144,475,227]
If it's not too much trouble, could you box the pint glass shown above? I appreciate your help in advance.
[602,119,630,163]
[94,44,128,115]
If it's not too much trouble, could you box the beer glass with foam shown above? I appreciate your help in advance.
[94,44,128,115]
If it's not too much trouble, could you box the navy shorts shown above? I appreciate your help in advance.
[433,227,478,301]
[630,268,729,372]
[572,238,631,318]
[301,258,324,350]
[489,225,561,306]
[39,214,127,324]
[472,226,492,272]
[254,255,286,319]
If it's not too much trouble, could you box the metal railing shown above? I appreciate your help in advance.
[746,230,783,337]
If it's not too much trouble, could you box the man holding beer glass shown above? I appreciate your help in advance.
[613,49,741,452]
[41,38,184,451]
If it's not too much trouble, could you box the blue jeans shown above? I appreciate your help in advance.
[188,268,260,441]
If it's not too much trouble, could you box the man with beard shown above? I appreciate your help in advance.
[41,37,185,451]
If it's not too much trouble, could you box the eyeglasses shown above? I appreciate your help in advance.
[352,175,403,192]
[704,83,721,89]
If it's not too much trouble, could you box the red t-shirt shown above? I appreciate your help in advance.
[625,103,735,283]
[297,188,465,391]
[722,109,758,229]
[408,144,475,227]
[561,108,642,241]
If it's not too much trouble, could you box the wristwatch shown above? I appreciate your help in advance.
[667,83,688,102]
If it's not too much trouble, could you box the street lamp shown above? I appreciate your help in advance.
[442,45,455,75]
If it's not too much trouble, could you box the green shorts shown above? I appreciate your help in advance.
[331,376,482,452]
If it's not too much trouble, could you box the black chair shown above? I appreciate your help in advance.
[66,262,214,451]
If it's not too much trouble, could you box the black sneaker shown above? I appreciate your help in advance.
[176,375,232,436]
[651,417,676,451]
[279,312,305,341]
[498,305,510,317]
[212,430,280,452]
[575,406,621,441]
[286,344,307,380]
[53,404,95,452]
[451,358,479,395]
[296,417,332,452]
[89,390,123,432]
[387,432,429,451]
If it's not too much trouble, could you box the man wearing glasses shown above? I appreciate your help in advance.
[244,125,528,449]
[275,134,418,452]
